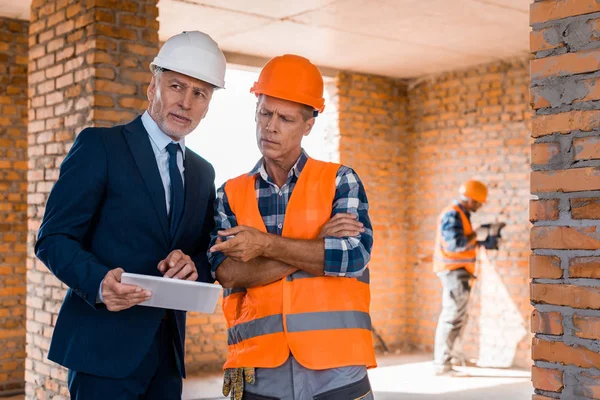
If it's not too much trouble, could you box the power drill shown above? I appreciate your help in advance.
[477,222,506,250]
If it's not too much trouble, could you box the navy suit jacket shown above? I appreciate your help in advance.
[35,116,216,379]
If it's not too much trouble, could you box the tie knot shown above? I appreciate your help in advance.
[166,142,179,156]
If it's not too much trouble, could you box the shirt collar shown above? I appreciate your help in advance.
[249,149,309,181]
[141,111,186,158]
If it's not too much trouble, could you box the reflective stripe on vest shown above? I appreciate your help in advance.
[227,310,372,345]
[286,311,372,332]
[221,157,377,370]
[228,314,283,345]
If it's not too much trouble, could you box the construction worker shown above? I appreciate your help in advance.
[208,54,377,400]
[432,180,488,375]
[35,31,225,399]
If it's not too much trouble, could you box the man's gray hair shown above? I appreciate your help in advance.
[152,66,167,75]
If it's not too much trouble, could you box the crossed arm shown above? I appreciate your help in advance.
[208,167,373,289]
[211,214,363,288]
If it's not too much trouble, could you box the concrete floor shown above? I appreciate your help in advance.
[4,354,532,399]
[183,354,533,400]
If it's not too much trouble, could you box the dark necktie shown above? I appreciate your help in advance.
[166,143,184,241]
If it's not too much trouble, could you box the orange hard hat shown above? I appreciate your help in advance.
[250,54,325,115]
[459,180,488,203]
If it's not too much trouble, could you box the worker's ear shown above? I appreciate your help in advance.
[303,117,315,136]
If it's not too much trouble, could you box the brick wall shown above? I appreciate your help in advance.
[337,72,411,351]
[0,17,28,395]
[26,0,159,398]
[405,58,533,368]
[335,60,533,367]
[530,1,600,398]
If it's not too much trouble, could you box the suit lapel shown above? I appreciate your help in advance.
[172,149,204,245]
[123,116,170,244]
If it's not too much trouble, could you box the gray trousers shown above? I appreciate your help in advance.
[433,268,472,366]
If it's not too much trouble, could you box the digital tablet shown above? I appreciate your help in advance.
[121,272,222,313]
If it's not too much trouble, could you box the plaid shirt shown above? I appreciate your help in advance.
[208,150,373,279]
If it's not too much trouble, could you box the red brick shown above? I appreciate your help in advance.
[94,95,114,108]
[531,310,563,335]
[532,226,600,250]
[531,366,563,392]
[573,315,600,340]
[529,199,559,222]
[571,198,600,220]
[530,254,563,278]
[122,43,157,56]
[55,20,74,36]
[119,14,158,29]
[531,110,600,137]
[46,10,65,28]
[66,3,83,19]
[530,29,563,53]
[531,0,600,25]
[569,256,600,279]
[92,109,137,123]
[93,24,137,41]
[531,168,600,193]
[89,0,139,13]
[531,142,561,164]
[94,9,115,24]
[532,283,600,309]
[118,97,147,110]
[95,80,137,95]
[574,136,600,161]
[533,337,600,368]
[532,49,600,82]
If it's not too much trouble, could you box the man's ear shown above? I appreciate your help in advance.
[303,118,316,137]
[147,76,157,102]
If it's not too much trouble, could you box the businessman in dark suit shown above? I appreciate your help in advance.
[35,31,227,399]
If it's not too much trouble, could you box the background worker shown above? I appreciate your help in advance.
[35,31,225,399]
[432,180,489,375]
[209,54,376,400]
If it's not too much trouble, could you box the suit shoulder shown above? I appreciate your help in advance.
[185,148,215,176]
[76,125,123,142]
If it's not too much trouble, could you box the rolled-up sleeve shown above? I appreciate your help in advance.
[323,166,373,277]
[207,184,238,279]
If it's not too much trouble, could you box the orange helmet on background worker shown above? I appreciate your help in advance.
[250,54,325,116]
[459,180,488,203]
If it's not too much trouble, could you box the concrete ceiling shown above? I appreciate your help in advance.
[1,0,531,78]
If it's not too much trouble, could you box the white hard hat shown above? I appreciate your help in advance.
[150,31,226,89]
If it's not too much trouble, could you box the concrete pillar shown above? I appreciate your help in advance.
[26,0,158,397]
[530,0,600,397]
[0,16,28,396]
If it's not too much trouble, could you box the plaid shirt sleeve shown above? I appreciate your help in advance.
[207,183,238,279]
[440,210,474,252]
[323,166,373,277]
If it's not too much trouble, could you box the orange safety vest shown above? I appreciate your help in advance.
[221,157,376,370]
[433,203,476,275]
